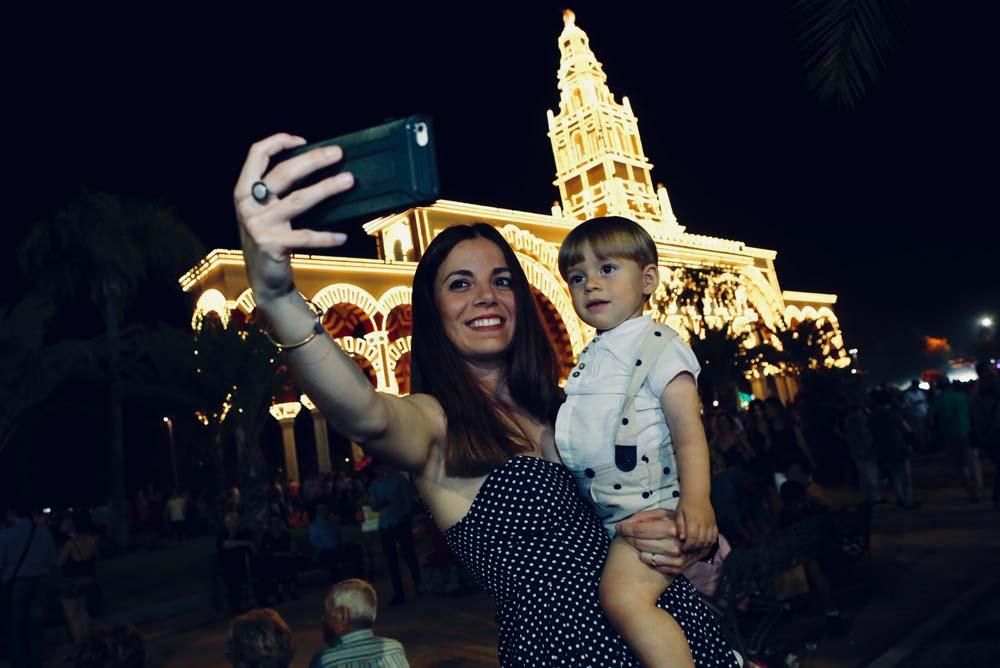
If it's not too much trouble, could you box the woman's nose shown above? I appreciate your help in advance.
[474,283,498,305]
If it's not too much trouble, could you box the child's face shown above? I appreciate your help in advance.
[564,242,658,332]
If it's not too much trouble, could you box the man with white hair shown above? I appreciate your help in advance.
[308,579,409,668]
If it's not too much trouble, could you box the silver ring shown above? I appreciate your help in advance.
[251,180,271,204]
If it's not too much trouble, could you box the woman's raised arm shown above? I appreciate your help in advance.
[233,133,441,473]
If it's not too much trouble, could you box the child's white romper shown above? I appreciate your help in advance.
[555,316,701,536]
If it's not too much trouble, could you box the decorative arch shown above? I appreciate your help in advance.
[387,337,412,396]
[378,286,413,315]
[192,289,230,331]
[736,268,783,330]
[322,303,375,339]
[385,304,413,343]
[234,288,256,316]
[313,284,380,323]
[495,224,587,355]
[334,337,381,388]
[515,252,587,355]
[531,288,575,380]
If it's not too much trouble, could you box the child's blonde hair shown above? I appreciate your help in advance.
[558,216,658,280]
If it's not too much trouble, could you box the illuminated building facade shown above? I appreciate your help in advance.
[180,11,848,478]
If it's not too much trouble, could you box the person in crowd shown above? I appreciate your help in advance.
[164,490,188,541]
[765,397,815,488]
[257,516,298,604]
[89,501,111,540]
[224,487,244,516]
[56,510,100,646]
[415,513,463,595]
[869,391,916,509]
[706,412,762,547]
[366,461,423,605]
[838,394,882,504]
[217,512,256,614]
[743,400,781,521]
[234,134,735,666]
[0,503,57,668]
[970,362,1000,509]
[333,472,363,527]
[901,379,930,451]
[268,479,289,524]
[777,482,849,637]
[309,578,409,668]
[225,608,295,668]
[931,378,984,502]
[73,624,145,668]
[309,504,362,584]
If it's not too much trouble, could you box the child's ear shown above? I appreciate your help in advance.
[641,264,660,297]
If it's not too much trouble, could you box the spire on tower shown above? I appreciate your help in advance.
[546,11,684,236]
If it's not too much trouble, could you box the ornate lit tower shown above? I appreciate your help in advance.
[547,10,684,236]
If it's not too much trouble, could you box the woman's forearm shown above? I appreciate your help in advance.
[258,291,389,444]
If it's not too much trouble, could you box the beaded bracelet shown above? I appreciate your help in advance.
[263,300,326,351]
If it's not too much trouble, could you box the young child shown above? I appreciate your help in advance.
[556,216,719,668]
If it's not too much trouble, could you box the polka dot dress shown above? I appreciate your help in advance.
[443,456,738,667]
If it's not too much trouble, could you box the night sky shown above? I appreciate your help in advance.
[8,3,998,383]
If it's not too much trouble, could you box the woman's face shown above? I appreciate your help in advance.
[434,237,517,364]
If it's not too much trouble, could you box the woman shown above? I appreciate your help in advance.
[235,134,736,666]
[57,511,100,645]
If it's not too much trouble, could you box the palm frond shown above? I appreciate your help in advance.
[792,0,910,109]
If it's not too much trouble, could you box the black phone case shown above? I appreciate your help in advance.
[272,115,439,229]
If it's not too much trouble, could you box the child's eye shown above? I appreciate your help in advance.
[600,264,617,275]
[568,274,584,285]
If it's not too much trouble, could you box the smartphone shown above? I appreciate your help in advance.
[271,115,440,229]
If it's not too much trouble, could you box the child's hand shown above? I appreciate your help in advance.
[675,496,718,552]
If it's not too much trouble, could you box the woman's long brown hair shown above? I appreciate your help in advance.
[410,223,563,477]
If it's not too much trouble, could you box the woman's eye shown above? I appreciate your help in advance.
[495,276,513,288]
[449,279,470,290]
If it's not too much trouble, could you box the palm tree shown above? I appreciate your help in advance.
[688,321,753,412]
[191,312,288,514]
[770,318,834,374]
[0,293,100,456]
[17,190,204,546]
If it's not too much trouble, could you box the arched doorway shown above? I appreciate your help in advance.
[532,287,575,381]
[322,303,375,339]
[386,304,413,395]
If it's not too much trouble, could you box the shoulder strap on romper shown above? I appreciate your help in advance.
[614,324,678,452]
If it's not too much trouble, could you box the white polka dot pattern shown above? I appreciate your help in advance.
[442,456,738,667]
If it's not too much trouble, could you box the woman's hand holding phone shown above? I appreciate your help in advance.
[234,133,355,305]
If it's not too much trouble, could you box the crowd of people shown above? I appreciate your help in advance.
[0,575,409,668]
[703,360,999,559]
[213,458,439,619]
[0,459,443,667]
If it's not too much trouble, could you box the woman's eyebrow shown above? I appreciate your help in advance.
[441,267,510,285]
[441,269,474,283]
